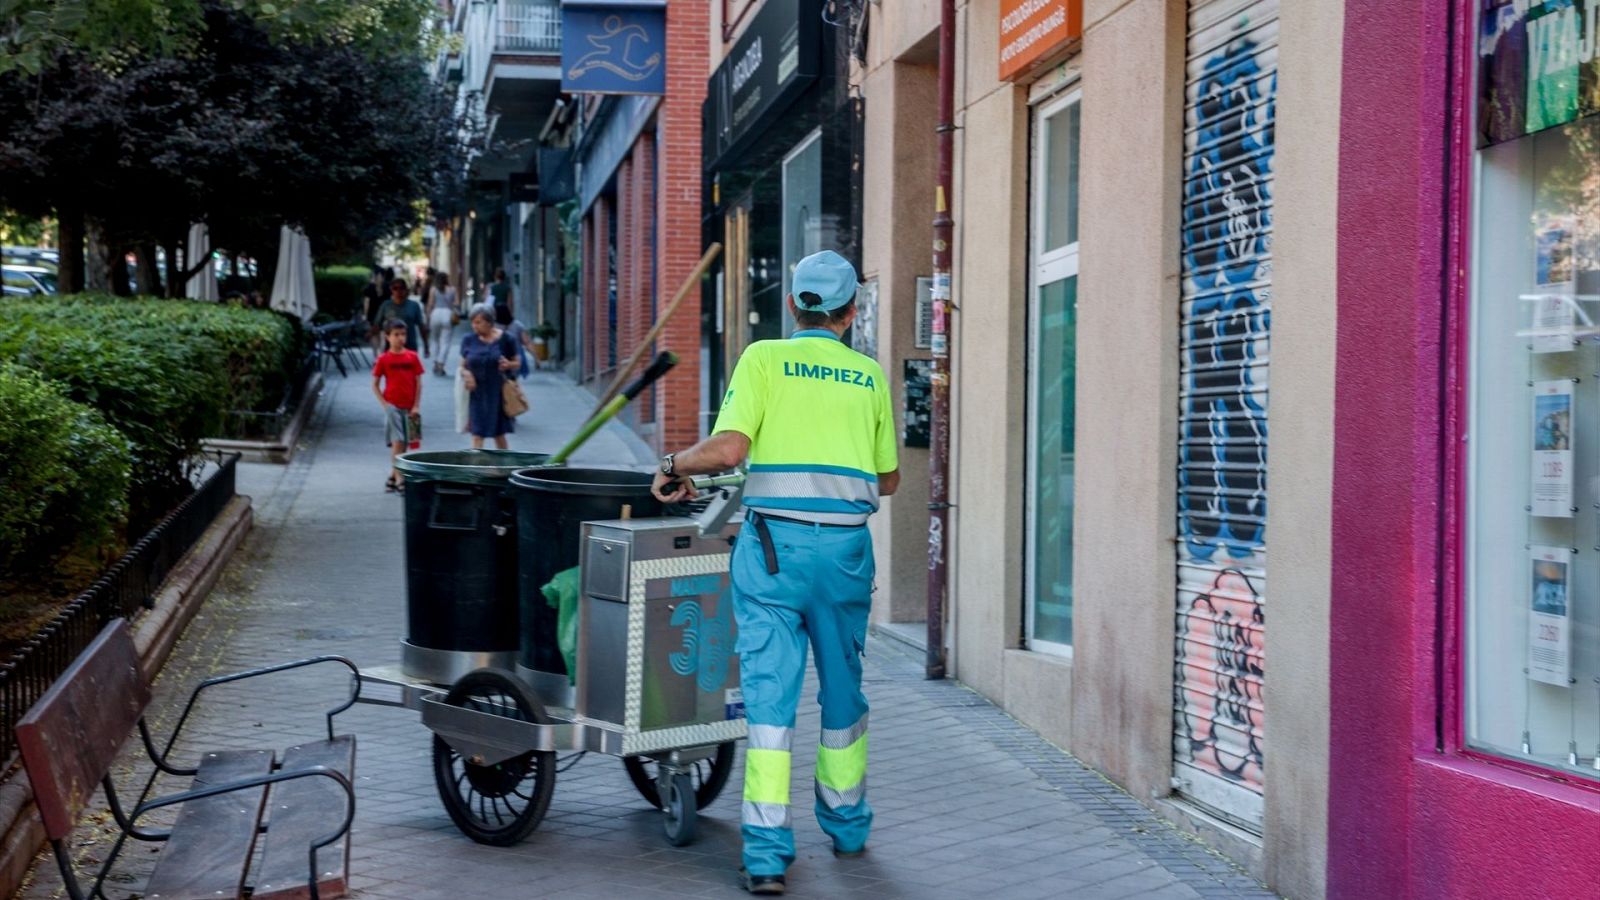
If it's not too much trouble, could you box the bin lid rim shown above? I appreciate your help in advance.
[395,449,553,481]
[509,465,656,491]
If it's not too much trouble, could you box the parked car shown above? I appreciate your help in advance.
[2,246,58,271]
[2,264,57,296]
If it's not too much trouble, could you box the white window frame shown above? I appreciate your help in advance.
[1024,87,1081,659]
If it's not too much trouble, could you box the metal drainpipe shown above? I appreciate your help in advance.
[925,0,955,681]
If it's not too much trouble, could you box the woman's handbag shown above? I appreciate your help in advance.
[502,377,530,417]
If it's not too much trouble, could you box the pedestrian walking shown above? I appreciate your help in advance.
[488,267,514,325]
[372,319,425,493]
[372,279,425,352]
[650,250,898,896]
[459,304,520,449]
[361,267,386,342]
[427,273,459,377]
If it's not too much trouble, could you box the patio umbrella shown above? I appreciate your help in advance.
[269,225,318,321]
[184,223,218,300]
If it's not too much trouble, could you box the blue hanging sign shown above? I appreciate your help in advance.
[560,1,667,95]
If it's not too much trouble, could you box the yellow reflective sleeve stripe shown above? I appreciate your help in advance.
[743,748,792,805]
[814,734,868,791]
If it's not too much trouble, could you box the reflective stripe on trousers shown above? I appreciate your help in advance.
[815,713,868,809]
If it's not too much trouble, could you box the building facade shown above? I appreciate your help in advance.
[852,0,1335,896]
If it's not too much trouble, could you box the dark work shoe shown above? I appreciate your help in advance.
[833,845,866,859]
[740,868,786,895]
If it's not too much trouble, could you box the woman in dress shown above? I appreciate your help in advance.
[426,273,458,376]
[459,305,519,448]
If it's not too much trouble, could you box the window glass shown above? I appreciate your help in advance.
[1469,116,1600,777]
[1043,102,1080,252]
[1032,275,1077,647]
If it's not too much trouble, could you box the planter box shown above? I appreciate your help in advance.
[202,371,324,464]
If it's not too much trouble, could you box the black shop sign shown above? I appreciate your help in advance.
[705,0,819,170]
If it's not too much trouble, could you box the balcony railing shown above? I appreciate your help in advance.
[497,1,560,54]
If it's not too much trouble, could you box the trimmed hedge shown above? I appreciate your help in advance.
[314,265,372,321]
[0,296,298,523]
[0,364,130,576]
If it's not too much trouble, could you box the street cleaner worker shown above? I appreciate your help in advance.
[652,250,899,896]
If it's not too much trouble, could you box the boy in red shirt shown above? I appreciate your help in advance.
[372,319,425,492]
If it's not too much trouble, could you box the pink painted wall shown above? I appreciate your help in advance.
[1330,1,1600,897]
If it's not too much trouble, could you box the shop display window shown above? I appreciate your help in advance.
[1469,73,1600,779]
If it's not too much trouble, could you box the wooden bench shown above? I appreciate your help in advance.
[16,619,360,900]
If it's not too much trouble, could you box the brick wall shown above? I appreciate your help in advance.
[653,0,710,451]
[617,154,636,401]
[580,213,594,381]
[634,131,656,424]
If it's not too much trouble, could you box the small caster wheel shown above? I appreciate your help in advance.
[623,742,736,809]
[661,771,697,846]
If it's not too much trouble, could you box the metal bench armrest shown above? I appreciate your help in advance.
[129,764,354,837]
[150,656,362,772]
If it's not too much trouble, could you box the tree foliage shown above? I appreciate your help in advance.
[0,0,436,75]
[0,0,475,289]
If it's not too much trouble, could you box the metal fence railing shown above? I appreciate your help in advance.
[0,452,240,755]
[497,1,561,54]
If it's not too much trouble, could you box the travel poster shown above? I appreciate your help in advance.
[1532,380,1575,517]
[1529,545,1573,687]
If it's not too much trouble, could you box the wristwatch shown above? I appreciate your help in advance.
[660,452,676,476]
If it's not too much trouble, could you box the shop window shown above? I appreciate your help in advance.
[1469,64,1600,777]
[1027,89,1081,655]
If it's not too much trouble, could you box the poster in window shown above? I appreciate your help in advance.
[1529,545,1573,687]
[1477,0,1600,146]
[1532,380,1575,517]
[1534,217,1577,352]
[903,359,932,449]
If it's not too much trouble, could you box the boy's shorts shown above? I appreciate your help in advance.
[385,406,419,446]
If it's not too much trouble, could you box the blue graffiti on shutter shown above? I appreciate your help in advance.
[1178,39,1274,562]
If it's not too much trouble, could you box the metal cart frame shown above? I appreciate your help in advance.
[355,474,749,848]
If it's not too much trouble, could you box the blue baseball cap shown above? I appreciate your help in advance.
[791,250,859,312]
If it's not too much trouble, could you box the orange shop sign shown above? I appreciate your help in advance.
[999,0,1082,81]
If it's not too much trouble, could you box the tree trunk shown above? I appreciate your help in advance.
[56,206,85,294]
[111,240,133,297]
[164,237,181,298]
[135,243,162,298]
[85,219,113,294]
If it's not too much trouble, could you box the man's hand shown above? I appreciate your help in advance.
[651,470,698,504]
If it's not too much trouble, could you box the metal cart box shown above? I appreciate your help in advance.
[576,517,747,756]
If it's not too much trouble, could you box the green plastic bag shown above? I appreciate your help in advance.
[541,566,582,685]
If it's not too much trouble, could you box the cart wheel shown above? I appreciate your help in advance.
[431,668,555,846]
[662,771,697,846]
[622,741,736,810]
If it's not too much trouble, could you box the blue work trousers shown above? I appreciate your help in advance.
[733,515,874,877]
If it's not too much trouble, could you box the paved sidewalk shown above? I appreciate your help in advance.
[23,365,1275,899]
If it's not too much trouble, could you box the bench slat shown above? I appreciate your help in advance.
[253,735,356,900]
[143,749,275,900]
[15,620,149,841]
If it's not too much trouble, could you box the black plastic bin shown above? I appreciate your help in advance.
[510,467,662,701]
[394,450,551,684]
